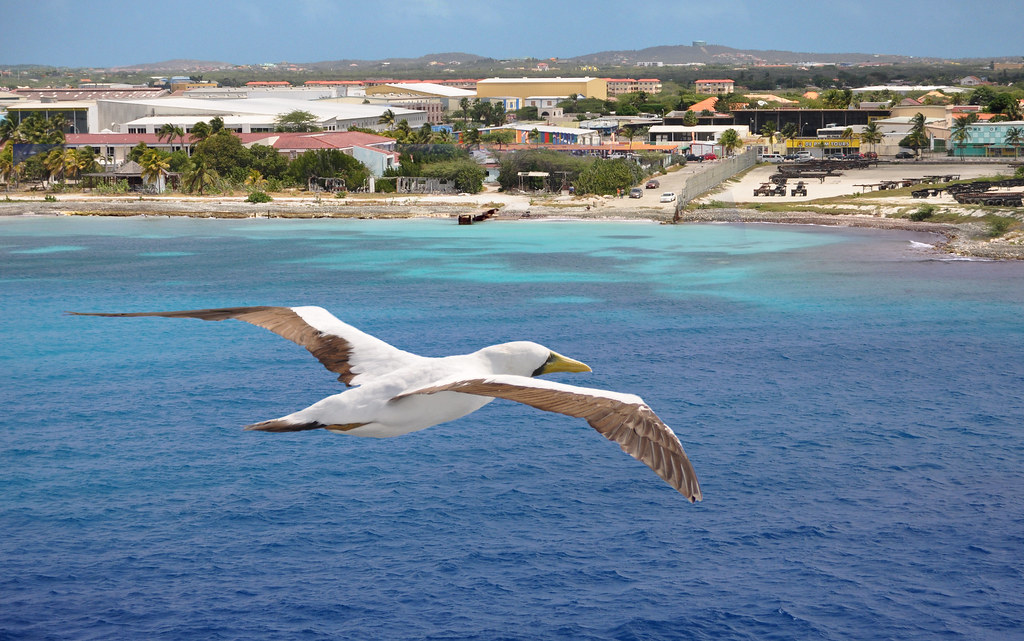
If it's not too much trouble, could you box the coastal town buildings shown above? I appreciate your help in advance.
[62,130,399,175]
[6,66,1022,186]
[476,77,607,101]
[451,123,601,146]
[948,120,1024,157]
[695,79,735,95]
[7,96,427,135]
[605,78,663,96]
[647,124,751,148]
[730,107,893,138]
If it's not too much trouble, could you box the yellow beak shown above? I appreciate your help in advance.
[535,351,592,376]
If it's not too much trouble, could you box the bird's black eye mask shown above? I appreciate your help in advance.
[531,353,557,378]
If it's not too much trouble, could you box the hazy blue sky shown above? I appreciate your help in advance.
[3,0,1023,67]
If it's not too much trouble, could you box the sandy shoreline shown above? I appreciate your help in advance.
[2,188,1022,259]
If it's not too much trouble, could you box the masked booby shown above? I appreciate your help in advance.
[69,306,701,501]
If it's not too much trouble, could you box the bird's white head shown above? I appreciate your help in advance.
[480,341,592,377]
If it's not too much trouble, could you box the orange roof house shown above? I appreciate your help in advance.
[688,96,719,113]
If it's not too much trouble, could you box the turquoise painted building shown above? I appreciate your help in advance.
[950,120,1024,157]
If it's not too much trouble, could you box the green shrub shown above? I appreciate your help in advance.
[422,159,485,193]
[95,179,130,195]
[909,204,936,221]
[573,157,644,196]
[246,191,272,203]
[987,215,1014,237]
[375,178,397,193]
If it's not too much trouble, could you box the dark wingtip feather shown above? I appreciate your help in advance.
[244,419,325,433]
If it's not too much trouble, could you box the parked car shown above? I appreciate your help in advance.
[794,151,814,160]
[685,154,703,162]
[702,153,718,161]
[860,151,878,159]
[659,192,677,203]
[895,151,915,159]
[758,153,784,163]
[629,188,643,198]
[645,179,660,189]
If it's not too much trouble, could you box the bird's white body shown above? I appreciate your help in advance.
[286,351,513,437]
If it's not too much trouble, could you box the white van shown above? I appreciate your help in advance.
[758,153,784,163]
[794,151,814,160]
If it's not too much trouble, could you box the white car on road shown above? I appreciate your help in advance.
[659,192,677,203]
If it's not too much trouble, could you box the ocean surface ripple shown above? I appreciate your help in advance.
[2,217,1023,640]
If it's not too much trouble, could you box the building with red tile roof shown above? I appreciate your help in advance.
[63,131,399,176]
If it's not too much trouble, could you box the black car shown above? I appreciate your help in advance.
[685,154,703,162]
[895,151,915,159]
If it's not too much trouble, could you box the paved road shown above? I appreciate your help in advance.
[625,158,721,208]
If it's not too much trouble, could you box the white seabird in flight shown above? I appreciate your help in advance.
[70,306,702,501]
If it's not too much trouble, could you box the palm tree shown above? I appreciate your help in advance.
[183,157,216,195]
[780,122,800,144]
[17,114,66,145]
[157,123,185,153]
[209,116,225,135]
[490,102,507,126]
[859,121,883,156]
[43,147,76,186]
[1,141,17,191]
[0,118,18,144]
[139,149,170,193]
[617,125,637,149]
[244,169,267,193]
[378,109,396,128]
[820,88,853,109]
[903,113,929,159]
[1005,126,1024,161]
[73,147,98,176]
[189,121,212,145]
[414,123,434,144]
[718,128,743,156]
[950,115,977,162]
[463,127,482,150]
[394,119,412,142]
[759,122,778,153]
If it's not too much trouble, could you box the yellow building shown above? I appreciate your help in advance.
[169,80,219,92]
[476,77,607,101]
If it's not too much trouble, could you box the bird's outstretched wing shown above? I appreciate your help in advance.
[398,375,701,502]
[68,306,423,386]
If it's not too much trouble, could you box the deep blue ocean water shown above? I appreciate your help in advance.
[2,216,1023,640]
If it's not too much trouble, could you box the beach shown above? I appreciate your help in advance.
[2,159,1022,259]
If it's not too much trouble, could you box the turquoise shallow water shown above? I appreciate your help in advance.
[2,216,1023,640]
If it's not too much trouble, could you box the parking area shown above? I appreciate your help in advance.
[627,157,723,208]
[700,161,1016,205]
